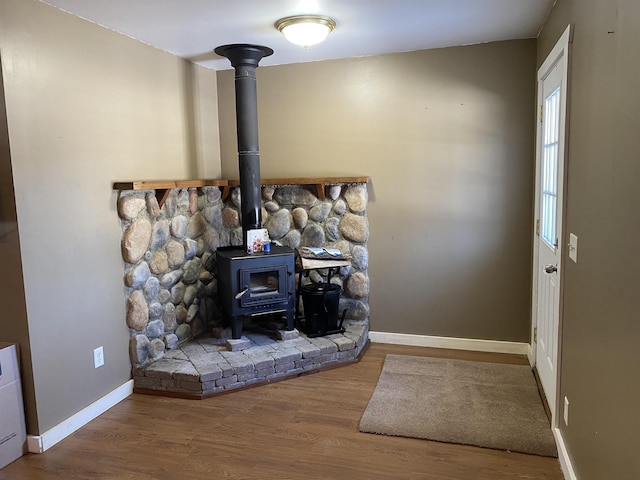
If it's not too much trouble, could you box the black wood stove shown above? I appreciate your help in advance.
[214,44,296,339]
[216,246,296,339]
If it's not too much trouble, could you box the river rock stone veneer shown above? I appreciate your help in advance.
[117,181,370,386]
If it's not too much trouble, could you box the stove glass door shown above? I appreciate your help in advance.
[239,265,288,307]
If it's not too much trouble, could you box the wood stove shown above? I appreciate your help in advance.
[216,246,296,339]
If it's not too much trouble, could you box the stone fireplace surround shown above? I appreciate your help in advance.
[114,178,370,397]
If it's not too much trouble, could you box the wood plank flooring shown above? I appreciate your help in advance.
[0,343,564,479]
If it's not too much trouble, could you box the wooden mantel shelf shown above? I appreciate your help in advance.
[112,179,229,208]
[227,176,370,201]
[113,176,369,206]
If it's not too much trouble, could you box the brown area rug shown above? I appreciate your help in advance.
[359,355,557,457]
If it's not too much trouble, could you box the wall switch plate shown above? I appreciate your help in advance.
[568,233,578,263]
[94,346,104,369]
[563,396,570,426]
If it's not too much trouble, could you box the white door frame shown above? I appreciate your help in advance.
[530,24,573,425]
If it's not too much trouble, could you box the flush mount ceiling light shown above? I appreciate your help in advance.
[275,15,336,48]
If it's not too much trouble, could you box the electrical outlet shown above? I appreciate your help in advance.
[563,396,569,426]
[94,346,104,369]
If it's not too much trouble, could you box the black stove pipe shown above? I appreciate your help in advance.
[214,44,273,248]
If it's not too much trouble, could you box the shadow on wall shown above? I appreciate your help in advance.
[0,53,38,433]
[180,60,200,180]
[0,54,18,237]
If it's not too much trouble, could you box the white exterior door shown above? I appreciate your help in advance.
[533,26,571,418]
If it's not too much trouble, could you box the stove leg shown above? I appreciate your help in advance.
[286,297,295,331]
[231,316,243,339]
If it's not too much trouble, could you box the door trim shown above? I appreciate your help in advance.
[531,24,573,426]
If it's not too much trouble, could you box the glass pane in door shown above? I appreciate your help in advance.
[541,86,561,248]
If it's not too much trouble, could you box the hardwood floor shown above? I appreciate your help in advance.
[0,343,563,479]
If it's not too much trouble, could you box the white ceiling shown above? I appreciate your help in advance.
[40,0,555,70]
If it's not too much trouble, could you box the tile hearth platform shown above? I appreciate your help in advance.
[132,319,369,398]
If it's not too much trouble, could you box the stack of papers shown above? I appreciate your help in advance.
[299,247,350,260]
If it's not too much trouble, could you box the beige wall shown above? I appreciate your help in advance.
[538,0,640,478]
[218,40,536,342]
[0,0,220,434]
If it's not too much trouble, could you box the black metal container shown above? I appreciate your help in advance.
[300,283,345,337]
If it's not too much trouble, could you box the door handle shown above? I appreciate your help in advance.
[235,287,249,300]
[544,264,558,274]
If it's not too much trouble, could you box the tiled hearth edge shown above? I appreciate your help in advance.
[133,320,369,398]
[113,177,370,396]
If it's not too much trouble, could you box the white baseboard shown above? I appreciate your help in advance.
[527,343,534,366]
[553,426,577,480]
[368,331,529,356]
[27,380,134,453]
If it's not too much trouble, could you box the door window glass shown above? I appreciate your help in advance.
[542,86,561,248]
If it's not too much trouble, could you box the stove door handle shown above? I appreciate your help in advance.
[235,287,249,300]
